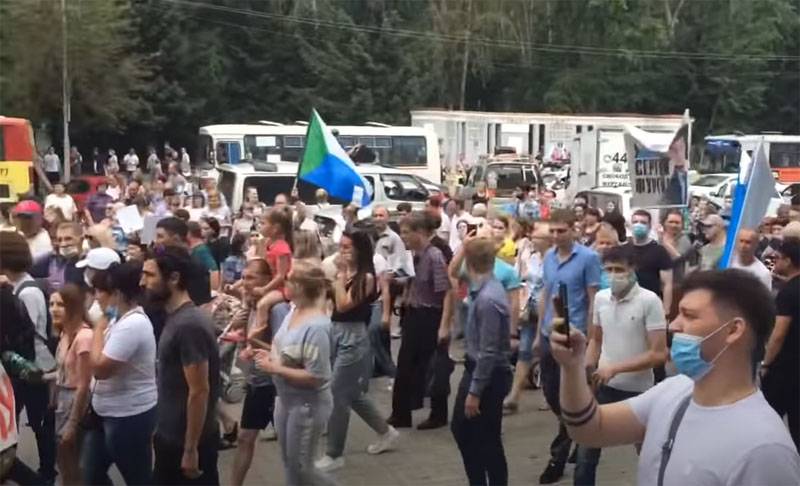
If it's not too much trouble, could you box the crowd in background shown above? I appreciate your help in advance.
[0,143,799,486]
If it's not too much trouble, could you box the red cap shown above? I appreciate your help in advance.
[12,200,43,215]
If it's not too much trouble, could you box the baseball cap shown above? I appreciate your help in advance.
[12,200,42,215]
[701,214,726,227]
[76,247,121,270]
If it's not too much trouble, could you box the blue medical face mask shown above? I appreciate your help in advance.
[671,320,735,381]
[632,223,649,239]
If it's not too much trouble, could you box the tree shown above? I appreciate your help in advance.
[0,0,152,138]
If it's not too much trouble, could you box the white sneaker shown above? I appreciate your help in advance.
[314,455,345,472]
[367,426,399,455]
[259,424,277,441]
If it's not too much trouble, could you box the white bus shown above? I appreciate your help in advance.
[197,122,442,183]
[701,133,800,184]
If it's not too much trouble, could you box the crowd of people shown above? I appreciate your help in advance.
[0,152,799,486]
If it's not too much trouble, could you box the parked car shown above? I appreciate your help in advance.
[706,179,783,217]
[688,173,737,201]
[217,160,434,217]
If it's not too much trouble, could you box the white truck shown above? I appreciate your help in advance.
[565,117,691,201]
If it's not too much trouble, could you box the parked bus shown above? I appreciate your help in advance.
[197,122,442,183]
[0,116,37,203]
[701,134,800,183]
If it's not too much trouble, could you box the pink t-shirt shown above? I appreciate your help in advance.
[56,326,93,388]
[266,239,292,290]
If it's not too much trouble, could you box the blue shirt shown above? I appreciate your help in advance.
[541,243,602,336]
[460,258,522,301]
[465,277,511,396]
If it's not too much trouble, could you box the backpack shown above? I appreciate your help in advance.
[14,279,58,356]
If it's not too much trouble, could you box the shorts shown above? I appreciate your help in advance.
[517,314,539,363]
[240,384,276,430]
[55,387,76,438]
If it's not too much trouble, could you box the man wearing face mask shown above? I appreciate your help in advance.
[621,210,673,316]
[30,222,86,291]
[550,269,800,485]
[576,245,667,486]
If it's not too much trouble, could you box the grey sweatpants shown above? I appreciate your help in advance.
[326,321,389,458]
[275,395,336,486]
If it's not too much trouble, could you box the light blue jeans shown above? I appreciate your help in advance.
[326,321,389,458]
[275,395,336,486]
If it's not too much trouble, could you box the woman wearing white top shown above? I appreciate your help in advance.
[44,183,78,221]
[84,261,157,485]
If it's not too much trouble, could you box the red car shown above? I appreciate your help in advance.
[66,175,108,213]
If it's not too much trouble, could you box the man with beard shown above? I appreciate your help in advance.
[30,222,85,291]
[141,246,221,485]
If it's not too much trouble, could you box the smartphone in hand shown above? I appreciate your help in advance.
[552,283,571,347]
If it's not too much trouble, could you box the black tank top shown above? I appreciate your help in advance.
[331,272,377,325]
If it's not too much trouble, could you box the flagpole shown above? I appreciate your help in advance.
[292,109,316,195]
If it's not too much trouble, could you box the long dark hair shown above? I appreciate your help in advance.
[344,230,375,303]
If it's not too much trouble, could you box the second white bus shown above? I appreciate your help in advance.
[197,122,442,183]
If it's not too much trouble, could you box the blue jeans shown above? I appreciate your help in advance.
[81,406,157,486]
[574,386,640,486]
[368,301,396,377]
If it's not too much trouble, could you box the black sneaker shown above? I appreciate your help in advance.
[539,460,564,484]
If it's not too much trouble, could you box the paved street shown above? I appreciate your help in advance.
[17,339,639,485]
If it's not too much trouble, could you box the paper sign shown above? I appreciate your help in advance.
[351,186,364,208]
[115,205,144,234]
[255,136,276,147]
[266,154,281,162]
[141,215,163,244]
[624,122,690,209]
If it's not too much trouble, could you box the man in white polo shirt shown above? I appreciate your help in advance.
[731,228,772,291]
[576,245,668,485]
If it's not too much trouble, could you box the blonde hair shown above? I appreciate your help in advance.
[288,260,331,305]
[293,230,322,260]
[464,238,496,274]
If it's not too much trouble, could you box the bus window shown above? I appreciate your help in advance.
[391,136,426,166]
[701,140,740,174]
[282,136,305,162]
[769,143,800,168]
[197,135,212,166]
[219,171,236,207]
[244,135,281,161]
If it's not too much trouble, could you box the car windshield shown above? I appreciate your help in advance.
[693,174,732,187]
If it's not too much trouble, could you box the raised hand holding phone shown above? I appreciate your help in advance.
[552,283,571,347]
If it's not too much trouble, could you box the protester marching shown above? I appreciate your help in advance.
[0,108,798,486]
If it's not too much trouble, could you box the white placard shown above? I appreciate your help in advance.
[141,215,163,244]
[116,205,144,234]
[266,154,281,162]
[351,186,364,207]
[255,136,276,147]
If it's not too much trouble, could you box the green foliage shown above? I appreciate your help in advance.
[1,0,797,147]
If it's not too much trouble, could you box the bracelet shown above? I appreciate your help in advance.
[562,400,597,427]
[561,397,595,419]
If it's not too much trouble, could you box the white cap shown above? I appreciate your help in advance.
[76,248,121,270]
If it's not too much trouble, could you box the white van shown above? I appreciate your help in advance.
[217,161,437,215]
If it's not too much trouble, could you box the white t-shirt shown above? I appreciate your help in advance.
[44,153,60,172]
[436,211,451,242]
[44,193,77,221]
[123,154,139,172]
[92,307,158,417]
[594,284,666,392]
[27,230,53,260]
[628,375,800,486]
[731,256,772,291]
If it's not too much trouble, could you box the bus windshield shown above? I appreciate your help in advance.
[769,142,800,168]
[700,140,741,174]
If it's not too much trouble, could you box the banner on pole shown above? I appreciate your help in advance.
[624,122,690,209]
